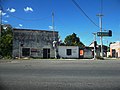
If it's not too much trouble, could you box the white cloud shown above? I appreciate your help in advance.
[5,15,9,18]
[4,20,8,23]
[19,24,23,27]
[24,7,33,12]
[0,10,6,16]
[2,20,8,23]
[49,26,53,30]
[7,8,16,13]
[2,12,6,16]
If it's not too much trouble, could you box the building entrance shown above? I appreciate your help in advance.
[43,48,50,58]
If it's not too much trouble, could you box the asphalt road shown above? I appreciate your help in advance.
[0,59,120,90]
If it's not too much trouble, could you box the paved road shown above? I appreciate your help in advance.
[0,59,120,90]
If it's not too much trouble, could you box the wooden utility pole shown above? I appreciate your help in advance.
[52,12,57,58]
[97,0,104,57]
[97,14,103,57]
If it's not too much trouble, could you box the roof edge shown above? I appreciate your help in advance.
[13,28,58,33]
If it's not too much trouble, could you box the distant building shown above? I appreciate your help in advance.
[13,28,58,58]
[89,42,108,57]
[89,42,100,57]
[58,46,93,59]
[83,47,93,59]
[110,42,120,58]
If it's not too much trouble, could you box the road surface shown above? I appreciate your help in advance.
[0,59,120,90]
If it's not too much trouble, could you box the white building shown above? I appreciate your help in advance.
[58,46,93,59]
[58,46,79,59]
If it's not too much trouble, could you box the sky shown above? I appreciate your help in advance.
[0,0,120,46]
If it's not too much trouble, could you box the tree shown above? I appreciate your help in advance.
[64,33,85,48]
[0,24,13,58]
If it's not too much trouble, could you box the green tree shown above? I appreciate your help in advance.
[0,24,13,58]
[64,33,85,48]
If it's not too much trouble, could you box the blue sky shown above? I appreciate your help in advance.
[1,0,120,46]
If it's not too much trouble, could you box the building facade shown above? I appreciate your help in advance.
[58,46,79,59]
[110,42,120,58]
[13,28,58,58]
[58,46,93,59]
[89,42,108,57]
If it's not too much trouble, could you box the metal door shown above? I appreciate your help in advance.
[43,48,50,58]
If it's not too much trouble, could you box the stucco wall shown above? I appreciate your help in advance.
[110,42,120,57]
[58,46,79,58]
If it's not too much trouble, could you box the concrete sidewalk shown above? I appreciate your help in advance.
[0,58,120,63]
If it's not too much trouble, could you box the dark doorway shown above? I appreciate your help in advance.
[22,48,30,57]
[112,49,116,57]
[43,48,50,58]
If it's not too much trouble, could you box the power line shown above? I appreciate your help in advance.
[72,0,99,28]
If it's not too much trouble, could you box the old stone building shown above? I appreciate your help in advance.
[13,28,58,58]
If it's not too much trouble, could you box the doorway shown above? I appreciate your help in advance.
[43,48,50,58]
[112,49,116,57]
[22,48,30,57]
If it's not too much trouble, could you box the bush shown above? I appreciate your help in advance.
[3,55,12,59]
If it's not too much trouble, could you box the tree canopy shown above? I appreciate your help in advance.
[64,33,85,48]
[0,24,13,58]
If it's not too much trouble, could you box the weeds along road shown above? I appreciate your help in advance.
[0,59,120,90]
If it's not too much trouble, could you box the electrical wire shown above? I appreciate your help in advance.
[72,0,99,28]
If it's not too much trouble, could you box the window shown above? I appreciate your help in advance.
[67,49,72,55]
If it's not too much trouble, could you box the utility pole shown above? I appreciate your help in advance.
[97,0,103,57]
[93,33,97,60]
[52,12,55,41]
[52,12,57,58]
[0,4,2,37]
[97,14,103,57]
[19,42,21,59]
